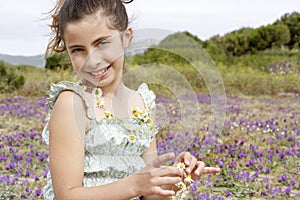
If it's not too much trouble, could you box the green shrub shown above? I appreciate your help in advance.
[0,61,25,93]
[219,64,300,96]
[45,51,72,71]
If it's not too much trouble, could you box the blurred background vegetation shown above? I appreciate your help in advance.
[1,12,299,97]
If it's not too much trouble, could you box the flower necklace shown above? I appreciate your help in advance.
[92,87,104,109]
[77,80,113,119]
[91,87,113,119]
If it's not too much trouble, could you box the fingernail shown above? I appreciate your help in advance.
[186,168,191,173]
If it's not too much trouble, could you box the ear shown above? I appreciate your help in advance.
[123,26,133,48]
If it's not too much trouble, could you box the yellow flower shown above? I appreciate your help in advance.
[140,108,146,114]
[96,99,104,108]
[146,118,152,124]
[128,135,136,143]
[132,107,153,125]
[105,112,112,119]
[133,112,139,117]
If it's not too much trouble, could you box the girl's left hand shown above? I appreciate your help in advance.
[174,152,220,180]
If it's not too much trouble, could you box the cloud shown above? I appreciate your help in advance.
[0,0,299,56]
[0,0,53,55]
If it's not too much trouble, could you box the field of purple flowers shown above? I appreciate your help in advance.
[0,94,299,199]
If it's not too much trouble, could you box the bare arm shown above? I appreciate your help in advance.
[49,91,180,200]
[141,139,173,200]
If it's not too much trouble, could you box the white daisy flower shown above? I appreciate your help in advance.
[184,174,194,184]
[176,162,186,173]
[128,135,136,143]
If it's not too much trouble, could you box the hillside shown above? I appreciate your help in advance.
[0,53,45,68]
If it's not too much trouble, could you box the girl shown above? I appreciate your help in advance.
[42,0,220,199]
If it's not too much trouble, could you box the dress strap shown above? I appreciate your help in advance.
[46,81,95,119]
[137,83,156,111]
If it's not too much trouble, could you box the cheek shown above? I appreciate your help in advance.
[104,52,123,64]
[103,43,125,63]
[70,56,86,72]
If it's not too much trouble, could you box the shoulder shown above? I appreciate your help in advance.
[128,90,145,109]
[55,90,81,105]
[49,90,89,141]
[51,90,86,118]
[126,83,156,110]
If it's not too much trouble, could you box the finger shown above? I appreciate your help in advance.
[152,153,175,168]
[202,167,221,174]
[186,156,197,174]
[194,161,205,176]
[151,186,176,196]
[175,152,185,162]
[154,166,181,177]
[183,152,191,166]
[151,176,181,186]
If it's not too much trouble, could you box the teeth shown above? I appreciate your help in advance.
[91,68,107,76]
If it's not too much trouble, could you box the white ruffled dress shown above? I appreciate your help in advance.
[42,81,158,199]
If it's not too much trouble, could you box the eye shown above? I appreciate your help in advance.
[97,40,110,47]
[71,48,84,54]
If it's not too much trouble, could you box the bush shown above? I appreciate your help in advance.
[219,64,300,96]
[279,11,300,48]
[0,61,25,93]
[45,52,72,71]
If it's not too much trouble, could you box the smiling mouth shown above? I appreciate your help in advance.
[87,65,111,78]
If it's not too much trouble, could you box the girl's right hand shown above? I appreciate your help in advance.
[133,153,182,197]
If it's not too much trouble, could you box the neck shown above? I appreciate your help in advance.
[101,78,125,98]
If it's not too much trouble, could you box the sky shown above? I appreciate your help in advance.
[0,0,299,56]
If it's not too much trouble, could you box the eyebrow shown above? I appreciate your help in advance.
[91,35,111,46]
[67,35,111,49]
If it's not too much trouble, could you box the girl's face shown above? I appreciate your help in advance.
[64,14,132,88]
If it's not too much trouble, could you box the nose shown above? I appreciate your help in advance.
[84,50,102,70]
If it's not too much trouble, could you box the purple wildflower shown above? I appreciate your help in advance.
[225,190,233,197]
[229,161,237,168]
[35,187,42,196]
[25,170,30,177]
[290,180,296,186]
[261,191,267,196]
[205,180,213,187]
[285,186,291,195]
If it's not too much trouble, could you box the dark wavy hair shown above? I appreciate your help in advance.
[47,0,133,55]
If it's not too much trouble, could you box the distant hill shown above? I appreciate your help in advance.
[0,53,46,68]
